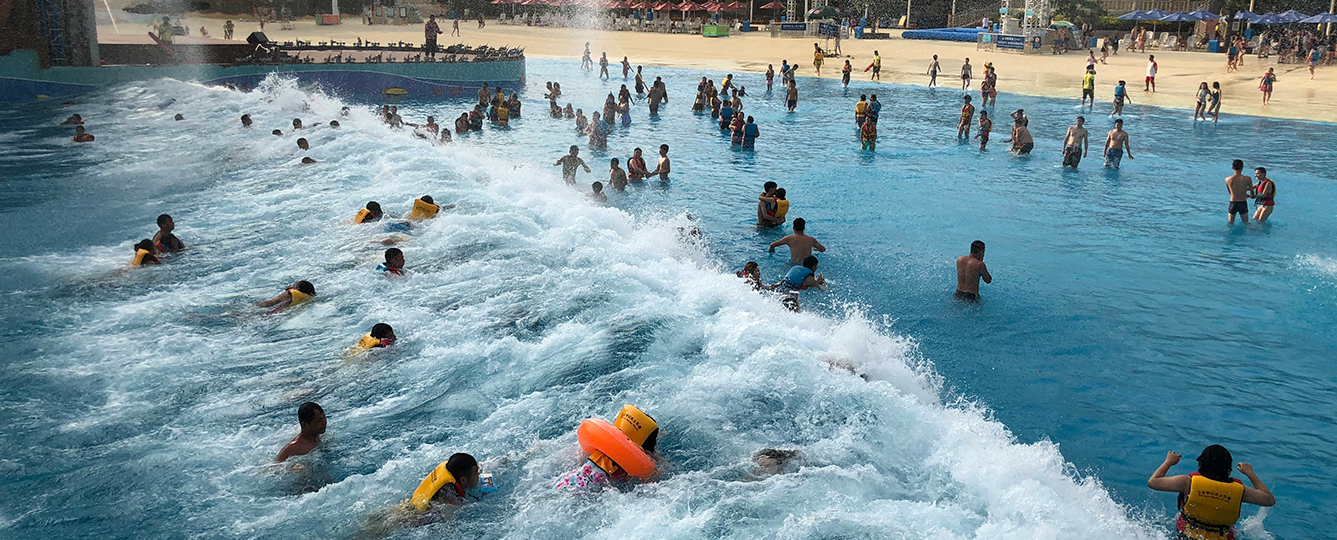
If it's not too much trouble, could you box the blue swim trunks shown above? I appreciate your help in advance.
[1104,148,1123,168]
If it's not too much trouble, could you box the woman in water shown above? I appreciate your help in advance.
[1147,445,1275,540]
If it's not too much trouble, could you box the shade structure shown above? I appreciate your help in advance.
[1279,9,1308,22]
[1142,9,1169,19]
[1233,10,1255,19]
[807,4,838,18]
[1299,13,1337,23]
[650,1,675,10]
[677,1,704,10]
[1050,20,1074,27]
[1158,12,1202,22]
[1184,9,1219,20]
[1116,10,1147,20]
[702,1,722,11]
[759,0,782,8]
[627,1,649,8]
[1253,12,1285,24]
[722,0,745,11]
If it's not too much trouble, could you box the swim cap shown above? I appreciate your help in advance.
[613,404,659,452]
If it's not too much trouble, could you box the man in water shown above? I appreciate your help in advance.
[772,255,826,292]
[957,95,975,139]
[1225,159,1252,225]
[785,80,798,113]
[378,248,406,276]
[975,110,991,151]
[599,52,610,80]
[1103,119,1134,169]
[240,114,252,127]
[1146,446,1275,540]
[866,94,881,126]
[855,94,868,127]
[955,240,992,301]
[1062,116,1089,168]
[72,125,94,143]
[257,280,316,312]
[607,158,627,190]
[60,113,84,125]
[758,188,788,227]
[554,145,591,185]
[297,138,309,151]
[275,402,326,462]
[757,181,778,225]
[1006,120,1033,155]
[768,218,826,264]
[153,214,185,253]
[1251,166,1275,222]
[960,58,972,91]
[649,144,670,181]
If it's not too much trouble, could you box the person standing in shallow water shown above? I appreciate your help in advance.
[955,240,992,301]
[1146,445,1275,540]
[554,145,591,185]
[1225,159,1252,225]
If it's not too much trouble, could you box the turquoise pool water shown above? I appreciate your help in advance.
[0,58,1332,540]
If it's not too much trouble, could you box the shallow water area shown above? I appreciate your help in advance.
[1,58,1334,540]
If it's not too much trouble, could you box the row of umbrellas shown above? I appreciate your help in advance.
[1117,8,1337,24]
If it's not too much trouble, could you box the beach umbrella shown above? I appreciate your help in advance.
[807,5,838,18]
[1279,10,1308,22]
[123,0,209,14]
[1159,11,1201,34]
[1142,8,1169,19]
[1233,10,1255,19]
[722,0,745,12]
[677,1,703,9]
[1185,9,1218,20]
[1116,10,1147,20]
[1050,20,1074,27]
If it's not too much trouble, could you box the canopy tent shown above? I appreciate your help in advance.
[1278,9,1308,22]
[1299,13,1337,23]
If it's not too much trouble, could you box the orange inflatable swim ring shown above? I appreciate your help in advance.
[576,405,659,479]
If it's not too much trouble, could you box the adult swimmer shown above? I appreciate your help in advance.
[553,405,661,492]
[955,240,992,301]
[1147,445,1275,540]
[256,280,316,312]
[768,218,826,264]
[771,256,826,292]
[275,402,326,462]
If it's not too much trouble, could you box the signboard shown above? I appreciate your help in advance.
[1024,9,1034,16]
[1032,36,1042,49]
[818,22,838,36]
[998,7,1008,14]
[997,34,1025,49]
[780,22,807,31]
[982,33,992,42]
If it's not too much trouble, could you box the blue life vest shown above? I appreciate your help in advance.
[781,266,813,290]
[721,106,733,121]
[743,123,758,139]
[868,101,881,119]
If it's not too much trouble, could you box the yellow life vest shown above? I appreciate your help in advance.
[587,404,660,476]
[498,106,510,122]
[354,333,386,351]
[157,22,174,42]
[873,55,881,68]
[354,208,372,224]
[288,289,313,306]
[131,248,155,266]
[406,198,439,221]
[1180,475,1245,540]
[774,199,789,221]
[409,461,457,511]
[815,51,823,62]
[855,101,868,117]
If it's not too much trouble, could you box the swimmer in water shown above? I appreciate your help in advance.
[72,125,94,143]
[275,402,326,462]
[272,129,282,136]
[737,261,762,290]
[174,114,184,121]
[354,201,384,224]
[1146,445,1275,540]
[1250,166,1275,223]
[1062,116,1089,168]
[329,120,339,128]
[257,280,316,312]
[771,256,825,292]
[378,248,405,276]
[553,405,661,492]
[649,144,670,181]
[753,448,802,477]
[589,181,607,202]
[153,214,185,253]
[131,239,160,266]
[240,114,252,127]
[757,181,778,225]
[408,453,482,510]
[1103,118,1134,169]
[758,188,788,228]
[554,145,591,185]
[768,218,826,263]
[608,158,628,191]
[292,118,304,130]
[60,114,84,125]
[955,240,992,301]
[351,323,396,354]
[957,95,975,139]
[297,138,309,151]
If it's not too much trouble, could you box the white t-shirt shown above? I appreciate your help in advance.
[1147,61,1158,77]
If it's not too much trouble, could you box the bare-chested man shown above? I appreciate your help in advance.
[1103,119,1134,169]
[1062,116,1089,168]
[768,218,826,263]
[1225,159,1252,224]
[955,240,992,301]
[554,145,591,185]
[649,144,671,180]
[275,402,326,462]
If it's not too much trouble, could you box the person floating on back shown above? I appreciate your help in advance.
[257,280,316,313]
[275,402,326,462]
[1146,445,1275,540]
[955,240,992,301]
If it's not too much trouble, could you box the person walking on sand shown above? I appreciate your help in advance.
[866,50,882,80]
[1103,119,1133,169]
[1062,116,1089,168]
[1250,166,1276,222]
[451,17,460,37]
[957,95,975,139]
[1225,159,1252,224]
[1144,55,1158,92]
[955,240,992,301]
[927,55,940,87]
[961,58,973,90]
[813,43,824,76]
[1081,66,1096,107]
[423,15,441,60]
[1259,67,1277,106]
[1111,80,1131,117]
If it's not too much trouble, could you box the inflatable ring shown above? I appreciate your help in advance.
[577,418,655,479]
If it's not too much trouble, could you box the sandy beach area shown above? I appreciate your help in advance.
[99,17,1337,123]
